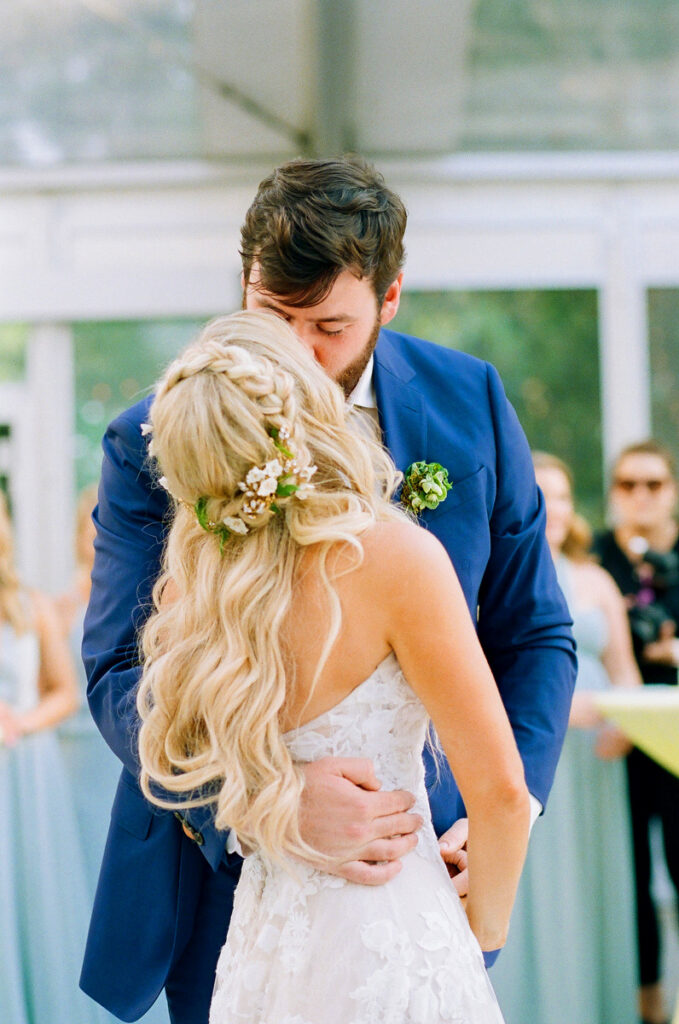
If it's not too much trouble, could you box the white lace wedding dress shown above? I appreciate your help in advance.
[209,652,505,1024]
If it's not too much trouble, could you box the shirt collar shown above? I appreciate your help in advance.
[347,355,376,408]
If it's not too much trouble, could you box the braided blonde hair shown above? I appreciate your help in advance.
[137,310,404,862]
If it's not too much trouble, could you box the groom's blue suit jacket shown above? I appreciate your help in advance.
[80,328,576,1021]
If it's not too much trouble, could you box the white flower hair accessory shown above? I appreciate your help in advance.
[151,421,317,552]
[238,427,317,519]
[221,515,249,535]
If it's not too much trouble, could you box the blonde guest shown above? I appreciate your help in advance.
[491,453,640,1024]
[57,485,122,891]
[56,488,170,1024]
[0,491,99,1024]
[56,484,98,627]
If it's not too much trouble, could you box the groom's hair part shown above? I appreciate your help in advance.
[240,155,407,307]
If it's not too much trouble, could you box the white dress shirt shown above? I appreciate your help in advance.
[348,356,377,410]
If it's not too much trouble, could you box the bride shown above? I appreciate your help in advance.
[137,310,529,1023]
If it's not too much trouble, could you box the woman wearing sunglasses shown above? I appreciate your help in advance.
[593,440,679,1024]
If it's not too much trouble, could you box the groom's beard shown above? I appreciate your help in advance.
[336,317,381,398]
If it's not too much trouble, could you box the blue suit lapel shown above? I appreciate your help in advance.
[373,332,427,473]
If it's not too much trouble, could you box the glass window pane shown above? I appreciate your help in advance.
[392,289,603,522]
[461,0,679,152]
[4,0,679,166]
[73,318,204,490]
[0,1,197,167]
[648,289,679,464]
[0,324,27,382]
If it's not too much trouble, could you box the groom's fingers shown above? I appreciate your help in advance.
[450,867,469,899]
[367,787,418,819]
[298,757,419,870]
[335,757,382,791]
[438,817,469,854]
[356,831,419,864]
[372,811,424,840]
[335,858,404,886]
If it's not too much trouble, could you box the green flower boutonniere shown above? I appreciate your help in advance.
[401,461,452,515]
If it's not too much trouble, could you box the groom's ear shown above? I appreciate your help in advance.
[379,273,404,327]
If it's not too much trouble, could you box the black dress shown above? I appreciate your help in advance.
[593,530,679,987]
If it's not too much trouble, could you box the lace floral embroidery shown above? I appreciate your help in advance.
[209,655,504,1024]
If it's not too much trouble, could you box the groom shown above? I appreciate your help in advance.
[80,155,576,1024]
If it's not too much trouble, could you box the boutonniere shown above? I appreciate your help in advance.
[401,461,452,515]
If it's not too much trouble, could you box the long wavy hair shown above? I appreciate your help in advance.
[137,310,405,862]
[0,491,28,633]
[532,451,592,561]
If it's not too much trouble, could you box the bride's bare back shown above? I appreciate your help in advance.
[279,522,397,731]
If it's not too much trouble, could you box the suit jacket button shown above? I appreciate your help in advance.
[174,812,204,845]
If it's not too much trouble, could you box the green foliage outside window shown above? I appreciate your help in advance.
[648,289,679,468]
[73,318,205,491]
[0,325,27,382]
[392,289,603,524]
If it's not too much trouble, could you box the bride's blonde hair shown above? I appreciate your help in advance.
[137,310,404,861]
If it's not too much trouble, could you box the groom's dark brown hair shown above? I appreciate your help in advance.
[240,155,407,308]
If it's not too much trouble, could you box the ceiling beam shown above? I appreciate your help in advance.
[312,0,357,156]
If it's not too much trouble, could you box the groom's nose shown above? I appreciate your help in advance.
[289,324,325,366]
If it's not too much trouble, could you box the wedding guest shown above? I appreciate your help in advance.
[57,486,122,891]
[492,452,640,1024]
[0,490,97,1024]
[56,486,170,1024]
[593,439,679,1024]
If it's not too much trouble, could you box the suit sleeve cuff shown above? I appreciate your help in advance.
[226,830,244,857]
[529,793,543,831]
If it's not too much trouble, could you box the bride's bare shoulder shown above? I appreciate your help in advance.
[360,519,451,579]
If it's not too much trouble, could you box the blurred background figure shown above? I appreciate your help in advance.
[57,484,120,892]
[593,440,679,1024]
[56,485,171,1024]
[492,452,640,1024]
[0,490,97,1024]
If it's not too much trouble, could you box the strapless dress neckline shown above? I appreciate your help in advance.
[283,650,399,737]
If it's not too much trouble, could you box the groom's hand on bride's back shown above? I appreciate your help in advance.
[298,756,423,885]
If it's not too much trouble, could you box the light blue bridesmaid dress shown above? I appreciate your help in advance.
[58,603,170,1024]
[58,605,122,895]
[491,557,637,1024]
[0,619,109,1024]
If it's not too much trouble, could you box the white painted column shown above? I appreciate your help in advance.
[25,323,75,593]
[598,195,651,479]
